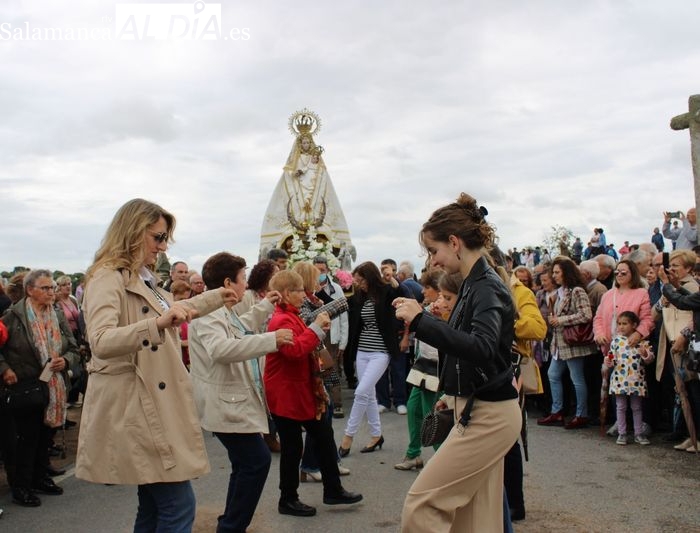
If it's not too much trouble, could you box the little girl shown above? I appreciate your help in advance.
[605,311,655,445]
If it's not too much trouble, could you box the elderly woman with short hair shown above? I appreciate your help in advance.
[54,274,86,405]
[0,269,79,507]
[656,249,700,452]
[265,270,362,517]
[189,252,291,532]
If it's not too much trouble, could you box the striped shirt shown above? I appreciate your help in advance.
[357,299,388,353]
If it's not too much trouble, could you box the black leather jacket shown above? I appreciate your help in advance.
[411,257,517,400]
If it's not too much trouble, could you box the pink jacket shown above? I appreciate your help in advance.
[593,288,653,353]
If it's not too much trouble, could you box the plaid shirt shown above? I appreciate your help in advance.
[550,286,596,360]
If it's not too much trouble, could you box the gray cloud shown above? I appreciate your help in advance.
[1,0,699,274]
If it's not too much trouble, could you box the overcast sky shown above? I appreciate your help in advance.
[1,0,699,275]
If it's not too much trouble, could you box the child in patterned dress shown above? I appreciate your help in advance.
[605,311,655,445]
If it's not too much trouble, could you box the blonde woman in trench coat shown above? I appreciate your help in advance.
[77,199,238,533]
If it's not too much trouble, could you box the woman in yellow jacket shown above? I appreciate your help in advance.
[505,274,547,521]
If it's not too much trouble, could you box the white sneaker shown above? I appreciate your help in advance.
[607,421,619,437]
[396,405,408,415]
[377,405,389,414]
[634,435,650,446]
[616,434,627,446]
[337,464,350,476]
[640,422,652,438]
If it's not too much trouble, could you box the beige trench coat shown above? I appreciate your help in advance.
[655,276,699,382]
[76,268,224,485]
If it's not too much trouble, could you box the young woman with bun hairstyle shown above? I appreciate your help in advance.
[395,193,521,532]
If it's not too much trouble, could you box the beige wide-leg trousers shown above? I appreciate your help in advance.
[401,396,521,533]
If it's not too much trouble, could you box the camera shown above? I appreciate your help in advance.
[667,210,682,219]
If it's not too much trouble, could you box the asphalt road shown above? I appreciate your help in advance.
[1,392,699,533]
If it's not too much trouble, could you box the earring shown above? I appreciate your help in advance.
[456,252,461,261]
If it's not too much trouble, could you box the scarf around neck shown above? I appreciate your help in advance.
[25,298,62,366]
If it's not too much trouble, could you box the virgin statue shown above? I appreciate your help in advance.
[259,109,353,263]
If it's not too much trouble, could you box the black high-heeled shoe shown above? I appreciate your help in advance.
[360,435,384,453]
[338,445,350,458]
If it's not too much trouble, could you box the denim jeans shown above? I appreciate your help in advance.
[134,481,195,533]
[376,352,408,408]
[214,432,271,533]
[548,356,588,417]
[503,487,515,533]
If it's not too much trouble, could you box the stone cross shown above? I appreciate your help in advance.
[670,94,700,214]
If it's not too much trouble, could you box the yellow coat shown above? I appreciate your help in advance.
[76,268,223,485]
[511,278,547,394]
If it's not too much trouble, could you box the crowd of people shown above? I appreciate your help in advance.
[1,199,699,531]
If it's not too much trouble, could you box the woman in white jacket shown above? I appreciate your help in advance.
[189,252,293,533]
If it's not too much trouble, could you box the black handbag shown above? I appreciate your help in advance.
[420,408,455,447]
[1,379,49,411]
[420,367,515,447]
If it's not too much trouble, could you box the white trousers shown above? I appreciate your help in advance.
[344,350,390,438]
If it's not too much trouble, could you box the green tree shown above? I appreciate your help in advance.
[543,225,579,258]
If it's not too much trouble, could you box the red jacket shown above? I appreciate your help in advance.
[264,303,324,421]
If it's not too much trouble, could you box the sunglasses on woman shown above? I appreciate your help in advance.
[149,231,169,243]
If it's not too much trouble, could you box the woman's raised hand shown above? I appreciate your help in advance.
[314,311,331,330]
[156,302,197,329]
[265,290,282,304]
[393,297,422,324]
[219,287,241,306]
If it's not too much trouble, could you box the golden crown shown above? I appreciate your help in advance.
[288,108,321,136]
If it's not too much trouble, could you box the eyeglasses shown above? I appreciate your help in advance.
[614,271,629,276]
[33,285,55,292]
[149,231,169,244]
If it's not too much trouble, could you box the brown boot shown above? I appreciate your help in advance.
[264,434,281,453]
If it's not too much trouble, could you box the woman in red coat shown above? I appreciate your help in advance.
[264,270,362,518]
